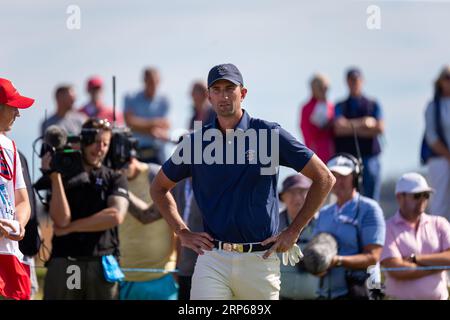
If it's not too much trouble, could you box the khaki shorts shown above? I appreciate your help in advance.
[190,249,280,300]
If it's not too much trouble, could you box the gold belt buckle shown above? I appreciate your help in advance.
[222,243,233,252]
[222,243,244,252]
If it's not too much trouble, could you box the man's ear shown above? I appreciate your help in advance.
[240,87,248,101]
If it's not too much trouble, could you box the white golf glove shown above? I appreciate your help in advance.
[282,244,304,266]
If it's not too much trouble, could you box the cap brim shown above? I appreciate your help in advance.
[209,77,240,87]
[397,186,435,194]
[6,95,35,109]
[329,166,353,176]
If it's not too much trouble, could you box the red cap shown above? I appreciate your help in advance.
[87,76,103,90]
[0,78,34,109]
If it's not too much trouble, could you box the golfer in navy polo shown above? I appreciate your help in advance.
[150,63,335,300]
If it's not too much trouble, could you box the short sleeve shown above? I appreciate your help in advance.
[381,223,402,261]
[161,136,192,183]
[373,101,383,120]
[14,150,26,190]
[109,171,129,200]
[161,96,170,116]
[334,102,344,119]
[360,201,386,247]
[278,126,314,172]
[425,101,439,145]
[437,216,450,251]
[123,94,133,114]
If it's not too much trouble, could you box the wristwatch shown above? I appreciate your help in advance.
[336,256,343,267]
[410,253,417,264]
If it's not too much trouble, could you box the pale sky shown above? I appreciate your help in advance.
[2,0,450,182]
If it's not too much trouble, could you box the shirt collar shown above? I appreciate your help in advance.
[334,192,360,213]
[393,210,429,226]
[212,109,251,131]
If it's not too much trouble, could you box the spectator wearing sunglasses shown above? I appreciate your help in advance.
[381,172,450,300]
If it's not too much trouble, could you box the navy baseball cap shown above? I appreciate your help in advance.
[279,174,312,200]
[207,63,244,87]
[346,67,362,79]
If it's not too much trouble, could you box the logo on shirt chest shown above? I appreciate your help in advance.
[245,149,256,162]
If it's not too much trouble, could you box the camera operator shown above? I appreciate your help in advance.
[42,118,129,300]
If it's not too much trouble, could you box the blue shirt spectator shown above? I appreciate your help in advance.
[313,193,385,299]
[124,68,170,164]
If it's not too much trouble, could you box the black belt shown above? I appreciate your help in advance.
[213,240,271,253]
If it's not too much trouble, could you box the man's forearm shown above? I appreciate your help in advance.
[66,208,121,233]
[15,201,30,227]
[125,113,161,135]
[335,117,381,138]
[290,172,335,235]
[339,253,378,270]
[430,140,450,159]
[151,188,187,235]
[128,191,161,224]
[383,259,441,280]
[416,251,450,267]
[14,188,31,228]
[49,173,71,227]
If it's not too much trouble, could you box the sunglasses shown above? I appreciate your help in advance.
[410,192,430,200]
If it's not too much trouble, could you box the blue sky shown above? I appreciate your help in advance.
[2,0,450,182]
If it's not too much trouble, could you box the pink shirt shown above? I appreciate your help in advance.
[299,97,334,162]
[381,211,450,300]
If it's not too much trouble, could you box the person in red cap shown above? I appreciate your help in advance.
[0,78,33,299]
[79,76,123,124]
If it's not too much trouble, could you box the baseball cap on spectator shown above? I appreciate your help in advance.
[346,67,362,79]
[0,78,34,109]
[279,174,312,200]
[326,155,356,176]
[207,63,244,87]
[87,76,103,90]
[395,172,434,194]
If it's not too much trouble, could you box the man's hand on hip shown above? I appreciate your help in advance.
[261,228,300,260]
[178,229,214,255]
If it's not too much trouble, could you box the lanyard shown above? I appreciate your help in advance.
[0,146,12,181]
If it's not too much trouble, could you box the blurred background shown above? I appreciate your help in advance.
[2,0,450,218]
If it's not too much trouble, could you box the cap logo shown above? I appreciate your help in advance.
[217,65,228,75]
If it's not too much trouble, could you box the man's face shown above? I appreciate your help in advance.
[191,85,208,107]
[397,192,430,217]
[82,130,112,168]
[144,71,159,96]
[58,88,76,110]
[208,80,247,117]
[347,76,363,96]
[331,171,354,197]
[439,73,450,96]
[88,87,102,102]
[0,105,20,132]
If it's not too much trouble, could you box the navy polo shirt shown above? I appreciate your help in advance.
[162,110,314,243]
[334,95,383,157]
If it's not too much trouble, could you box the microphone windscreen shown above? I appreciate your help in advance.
[44,125,68,150]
